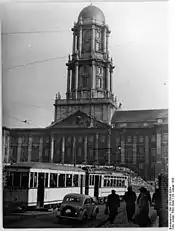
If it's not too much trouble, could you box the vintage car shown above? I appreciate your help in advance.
[56,193,99,221]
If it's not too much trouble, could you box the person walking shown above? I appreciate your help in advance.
[135,187,152,227]
[123,186,137,222]
[152,188,161,218]
[105,189,120,224]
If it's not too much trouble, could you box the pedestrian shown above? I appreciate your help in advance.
[134,187,151,227]
[152,188,161,217]
[105,189,120,224]
[123,186,137,222]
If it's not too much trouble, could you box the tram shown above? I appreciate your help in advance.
[83,168,129,200]
[3,162,85,209]
[3,163,129,209]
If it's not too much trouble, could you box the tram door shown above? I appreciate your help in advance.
[94,175,99,199]
[37,173,45,208]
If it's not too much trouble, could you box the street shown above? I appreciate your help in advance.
[4,202,158,228]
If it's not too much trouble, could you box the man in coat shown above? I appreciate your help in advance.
[123,186,137,222]
[106,189,120,224]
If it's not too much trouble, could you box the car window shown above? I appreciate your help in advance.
[84,198,90,205]
[63,197,81,203]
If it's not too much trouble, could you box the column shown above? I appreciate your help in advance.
[103,27,106,53]
[110,68,113,92]
[106,65,110,93]
[92,61,96,90]
[121,135,125,164]
[144,136,149,180]
[28,137,32,162]
[72,136,76,166]
[84,136,87,164]
[92,25,95,52]
[106,32,109,54]
[156,128,162,177]
[157,128,162,161]
[17,137,22,163]
[132,136,137,165]
[67,68,71,94]
[6,135,10,163]
[72,33,75,54]
[75,62,79,99]
[79,27,82,55]
[61,136,65,164]
[39,137,43,162]
[107,130,111,165]
[75,35,77,53]
[50,134,54,163]
[95,133,99,164]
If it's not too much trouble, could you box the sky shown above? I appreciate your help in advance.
[1,1,168,128]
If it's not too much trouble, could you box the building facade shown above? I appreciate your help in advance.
[2,5,168,181]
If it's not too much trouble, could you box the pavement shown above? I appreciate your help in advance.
[3,202,159,228]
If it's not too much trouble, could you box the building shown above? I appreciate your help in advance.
[2,5,168,181]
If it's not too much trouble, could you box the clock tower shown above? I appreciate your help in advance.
[54,5,118,124]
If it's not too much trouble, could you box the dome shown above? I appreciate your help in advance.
[78,5,105,23]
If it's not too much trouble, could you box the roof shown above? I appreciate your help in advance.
[111,109,168,124]
[64,193,90,200]
[78,5,105,23]
[6,162,85,172]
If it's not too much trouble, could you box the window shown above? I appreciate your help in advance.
[139,136,144,143]
[73,174,79,187]
[83,76,88,88]
[59,174,65,187]
[50,173,57,188]
[21,172,29,188]
[44,173,48,187]
[30,172,37,188]
[151,148,156,157]
[6,172,13,188]
[151,134,156,142]
[13,172,21,187]
[64,196,81,203]
[66,174,72,187]
[127,136,132,143]
[84,199,91,205]
[151,162,155,168]
[98,78,103,89]
[139,163,144,169]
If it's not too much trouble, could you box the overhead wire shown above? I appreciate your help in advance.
[3,55,67,71]
[2,30,71,35]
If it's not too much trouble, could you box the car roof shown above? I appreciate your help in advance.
[64,193,90,200]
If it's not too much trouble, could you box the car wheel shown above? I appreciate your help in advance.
[58,217,63,224]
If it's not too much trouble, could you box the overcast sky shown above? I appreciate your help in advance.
[1,1,168,128]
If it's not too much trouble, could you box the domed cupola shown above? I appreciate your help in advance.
[78,5,105,24]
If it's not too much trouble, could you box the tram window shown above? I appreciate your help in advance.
[116,180,119,187]
[50,173,57,188]
[118,180,122,187]
[122,180,125,187]
[99,176,102,188]
[66,174,72,187]
[59,174,65,187]
[21,173,29,189]
[44,173,48,188]
[73,175,79,187]
[92,175,95,185]
[104,179,107,187]
[111,179,114,187]
[30,173,34,188]
[13,172,21,187]
[34,173,37,188]
[6,172,13,187]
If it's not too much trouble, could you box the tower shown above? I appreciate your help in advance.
[54,5,118,124]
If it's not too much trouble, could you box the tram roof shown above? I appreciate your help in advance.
[5,162,85,172]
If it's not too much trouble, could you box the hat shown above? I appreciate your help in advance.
[111,189,116,193]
